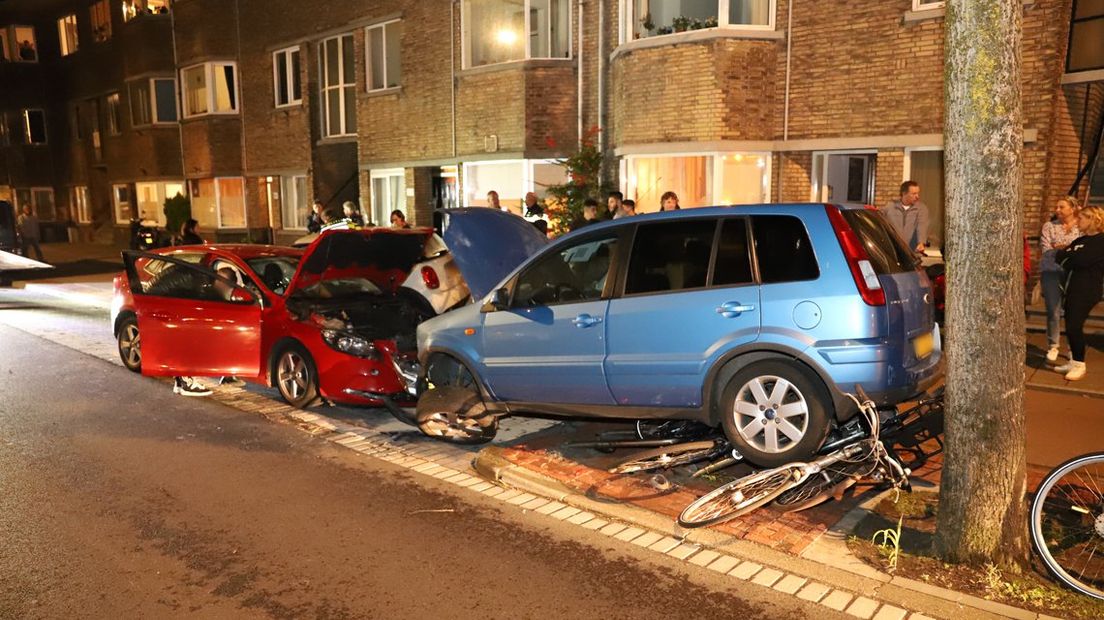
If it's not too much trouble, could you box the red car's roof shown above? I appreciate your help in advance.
[167,244,304,260]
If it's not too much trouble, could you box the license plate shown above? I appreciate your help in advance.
[913,332,934,359]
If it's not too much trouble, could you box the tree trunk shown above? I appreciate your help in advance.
[934,0,1029,567]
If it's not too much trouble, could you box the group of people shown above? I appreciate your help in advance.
[566,190,682,231]
[306,200,408,233]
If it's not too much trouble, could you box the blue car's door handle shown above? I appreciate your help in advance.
[716,302,755,318]
[572,313,604,328]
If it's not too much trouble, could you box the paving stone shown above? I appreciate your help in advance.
[452,475,481,488]
[688,549,721,567]
[706,555,741,574]
[431,468,459,479]
[772,574,807,594]
[581,518,608,530]
[442,472,470,484]
[845,596,879,619]
[520,497,550,511]
[729,561,764,581]
[820,590,854,612]
[598,522,626,536]
[750,567,784,587]
[484,487,512,499]
[796,582,831,603]
[630,531,664,548]
[651,538,685,555]
[613,527,646,542]
[506,492,538,506]
[535,501,567,515]
[906,615,935,620]
[549,506,581,521]
[411,462,439,473]
[872,605,908,620]
[468,481,494,493]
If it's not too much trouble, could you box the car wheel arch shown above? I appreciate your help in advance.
[705,348,842,426]
[268,336,307,388]
[421,347,495,402]
[113,309,137,338]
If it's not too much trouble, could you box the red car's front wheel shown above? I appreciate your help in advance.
[275,344,320,408]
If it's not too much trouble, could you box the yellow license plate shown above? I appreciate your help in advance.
[913,332,934,359]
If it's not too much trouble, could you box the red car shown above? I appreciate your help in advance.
[111,228,438,412]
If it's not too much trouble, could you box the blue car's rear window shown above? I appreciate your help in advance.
[841,210,916,274]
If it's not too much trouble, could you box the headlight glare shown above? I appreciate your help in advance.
[322,329,378,359]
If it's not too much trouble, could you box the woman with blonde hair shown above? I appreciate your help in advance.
[1054,205,1104,380]
[1039,195,1081,362]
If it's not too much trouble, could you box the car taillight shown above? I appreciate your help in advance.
[824,205,885,306]
[421,266,440,290]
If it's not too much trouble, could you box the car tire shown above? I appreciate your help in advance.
[718,360,831,468]
[117,316,142,373]
[416,355,498,444]
[274,343,321,409]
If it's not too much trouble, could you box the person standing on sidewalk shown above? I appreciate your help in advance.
[881,181,929,253]
[1039,196,1081,362]
[16,205,44,261]
[1054,205,1104,381]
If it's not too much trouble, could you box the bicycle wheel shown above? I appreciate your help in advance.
[609,440,724,474]
[774,457,876,512]
[1030,452,1104,601]
[678,466,803,529]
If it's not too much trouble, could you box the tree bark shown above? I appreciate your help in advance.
[934,0,1029,566]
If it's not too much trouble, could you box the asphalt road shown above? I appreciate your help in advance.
[0,318,837,619]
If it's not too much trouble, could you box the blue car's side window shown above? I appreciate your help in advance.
[513,236,618,307]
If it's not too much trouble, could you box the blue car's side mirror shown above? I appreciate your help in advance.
[481,287,509,313]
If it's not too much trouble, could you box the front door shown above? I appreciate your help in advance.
[605,218,761,407]
[123,252,262,378]
[480,233,620,404]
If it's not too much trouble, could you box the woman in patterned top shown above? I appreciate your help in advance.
[1039,196,1081,363]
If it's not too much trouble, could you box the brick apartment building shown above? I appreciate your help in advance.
[0,0,1101,253]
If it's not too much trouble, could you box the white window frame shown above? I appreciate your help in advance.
[272,45,302,108]
[72,186,92,223]
[319,34,356,137]
[22,108,48,145]
[6,25,38,63]
[90,0,112,43]
[181,61,239,118]
[279,174,309,230]
[461,0,573,69]
[370,168,406,226]
[106,92,123,135]
[365,19,401,92]
[58,14,79,56]
[18,187,56,221]
[113,183,132,224]
[622,151,772,209]
[912,0,946,11]
[809,149,878,203]
[459,159,566,207]
[618,0,775,45]
[214,177,248,229]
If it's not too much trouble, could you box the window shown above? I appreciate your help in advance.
[114,184,132,223]
[751,215,818,283]
[620,0,773,43]
[0,112,9,146]
[130,78,178,125]
[71,186,91,223]
[514,235,618,307]
[320,34,356,137]
[106,93,122,135]
[132,256,251,303]
[189,178,247,229]
[370,169,406,226]
[461,159,565,209]
[912,0,945,10]
[5,25,37,62]
[713,218,754,287]
[182,62,238,117]
[279,175,309,229]
[366,20,402,91]
[625,220,715,294]
[464,0,570,68]
[58,15,79,56]
[811,151,876,206]
[135,181,185,225]
[273,46,302,107]
[1068,0,1104,73]
[123,0,170,21]
[17,188,57,221]
[22,109,47,144]
[91,0,112,42]
[624,153,769,212]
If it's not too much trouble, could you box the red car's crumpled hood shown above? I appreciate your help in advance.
[287,227,433,296]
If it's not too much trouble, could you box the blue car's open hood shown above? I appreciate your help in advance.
[442,208,548,300]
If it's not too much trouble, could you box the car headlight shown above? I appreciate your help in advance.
[322,329,378,359]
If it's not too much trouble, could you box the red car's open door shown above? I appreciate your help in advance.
[123,251,263,378]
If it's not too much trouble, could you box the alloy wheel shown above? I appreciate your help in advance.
[278,351,308,400]
[732,375,810,454]
[119,323,141,368]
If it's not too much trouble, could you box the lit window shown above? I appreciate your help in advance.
[464,0,570,68]
[273,46,302,107]
[620,0,773,43]
[130,78,177,125]
[19,187,57,221]
[106,93,122,135]
[0,112,10,146]
[624,153,770,212]
[188,178,247,229]
[912,0,945,10]
[71,186,92,223]
[182,62,238,117]
[278,175,309,229]
[58,15,79,56]
[370,169,406,226]
[22,109,47,145]
[135,181,185,225]
[122,0,170,21]
[319,34,356,137]
[4,26,38,62]
[461,159,565,209]
[90,0,112,42]
[113,184,131,223]
[366,20,402,91]
[1068,0,1104,73]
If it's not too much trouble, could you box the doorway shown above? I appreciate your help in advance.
[906,149,945,250]
[812,152,876,206]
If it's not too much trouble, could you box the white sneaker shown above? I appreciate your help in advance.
[1045,346,1060,362]
[1054,362,1074,374]
[1065,361,1087,381]
[174,377,212,396]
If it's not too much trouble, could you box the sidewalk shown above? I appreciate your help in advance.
[1025,330,1104,396]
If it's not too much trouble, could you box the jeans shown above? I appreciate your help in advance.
[1041,270,1064,348]
[21,238,43,262]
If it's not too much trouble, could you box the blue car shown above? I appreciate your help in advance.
[416,204,943,467]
